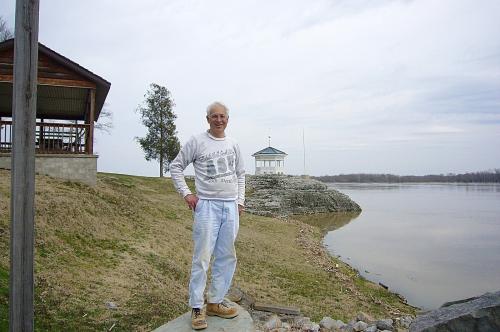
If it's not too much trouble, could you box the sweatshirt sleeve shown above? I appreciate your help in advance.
[170,137,196,198]
[234,143,246,206]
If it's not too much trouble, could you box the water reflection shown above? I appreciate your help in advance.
[323,183,500,310]
[292,211,361,233]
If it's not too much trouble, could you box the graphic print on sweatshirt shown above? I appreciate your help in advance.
[197,148,236,183]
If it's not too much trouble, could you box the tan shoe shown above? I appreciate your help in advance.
[191,308,208,330]
[206,300,238,319]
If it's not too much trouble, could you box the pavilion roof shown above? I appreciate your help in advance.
[252,146,287,156]
[0,38,110,121]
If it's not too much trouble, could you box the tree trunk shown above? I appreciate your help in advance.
[160,155,163,177]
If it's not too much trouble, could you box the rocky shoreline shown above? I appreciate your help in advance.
[245,175,361,217]
[237,275,500,332]
[254,311,413,332]
[227,286,414,332]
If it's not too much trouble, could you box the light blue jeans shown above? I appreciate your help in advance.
[189,199,239,308]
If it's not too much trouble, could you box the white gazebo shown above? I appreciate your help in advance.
[252,146,287,175]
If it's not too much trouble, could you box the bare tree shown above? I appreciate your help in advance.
[95,103,113,134]
[0,16,13,41]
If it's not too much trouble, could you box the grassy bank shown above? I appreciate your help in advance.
[0,170,415,331]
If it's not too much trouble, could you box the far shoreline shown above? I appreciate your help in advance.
[313,170,500,184]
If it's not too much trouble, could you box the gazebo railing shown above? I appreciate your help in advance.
[0,120,90,154]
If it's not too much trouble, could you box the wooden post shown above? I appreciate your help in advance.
[88,88,95,154]
[10,0,40,331]
[38,118,43,150]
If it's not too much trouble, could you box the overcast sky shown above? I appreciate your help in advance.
[2,0,500,176]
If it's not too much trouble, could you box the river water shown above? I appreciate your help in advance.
[323,183,500,310]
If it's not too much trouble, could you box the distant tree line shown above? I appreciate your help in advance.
[313,169,500,183]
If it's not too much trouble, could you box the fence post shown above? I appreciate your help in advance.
[10,0,40,331]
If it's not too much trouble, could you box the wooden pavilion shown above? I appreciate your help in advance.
[0,38,111,185]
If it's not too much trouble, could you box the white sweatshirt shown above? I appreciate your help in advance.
[170,131,245,205]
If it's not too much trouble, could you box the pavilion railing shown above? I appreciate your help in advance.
[0,120,90,154]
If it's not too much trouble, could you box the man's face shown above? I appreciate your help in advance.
[207,105,228,137]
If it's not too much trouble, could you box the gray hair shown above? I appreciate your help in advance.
[206,101,229,116]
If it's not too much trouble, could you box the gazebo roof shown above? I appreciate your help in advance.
[252,146,287,157]
[0,38,110,121]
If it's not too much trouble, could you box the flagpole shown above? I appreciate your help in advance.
[302,128,306,175]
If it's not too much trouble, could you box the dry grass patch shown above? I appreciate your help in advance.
[0,170,415,330]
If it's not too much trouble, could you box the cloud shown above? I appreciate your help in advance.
[2,0,500,175]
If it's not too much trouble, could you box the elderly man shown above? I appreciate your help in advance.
[170,102,245,330]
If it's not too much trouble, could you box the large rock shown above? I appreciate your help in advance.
[365,326,378,332]
[245,175,361,217]
[376,319,393,330]
[319,317,336,330]
[353,321,368,331]
[410,290,500,332]
[319,317,346,331]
